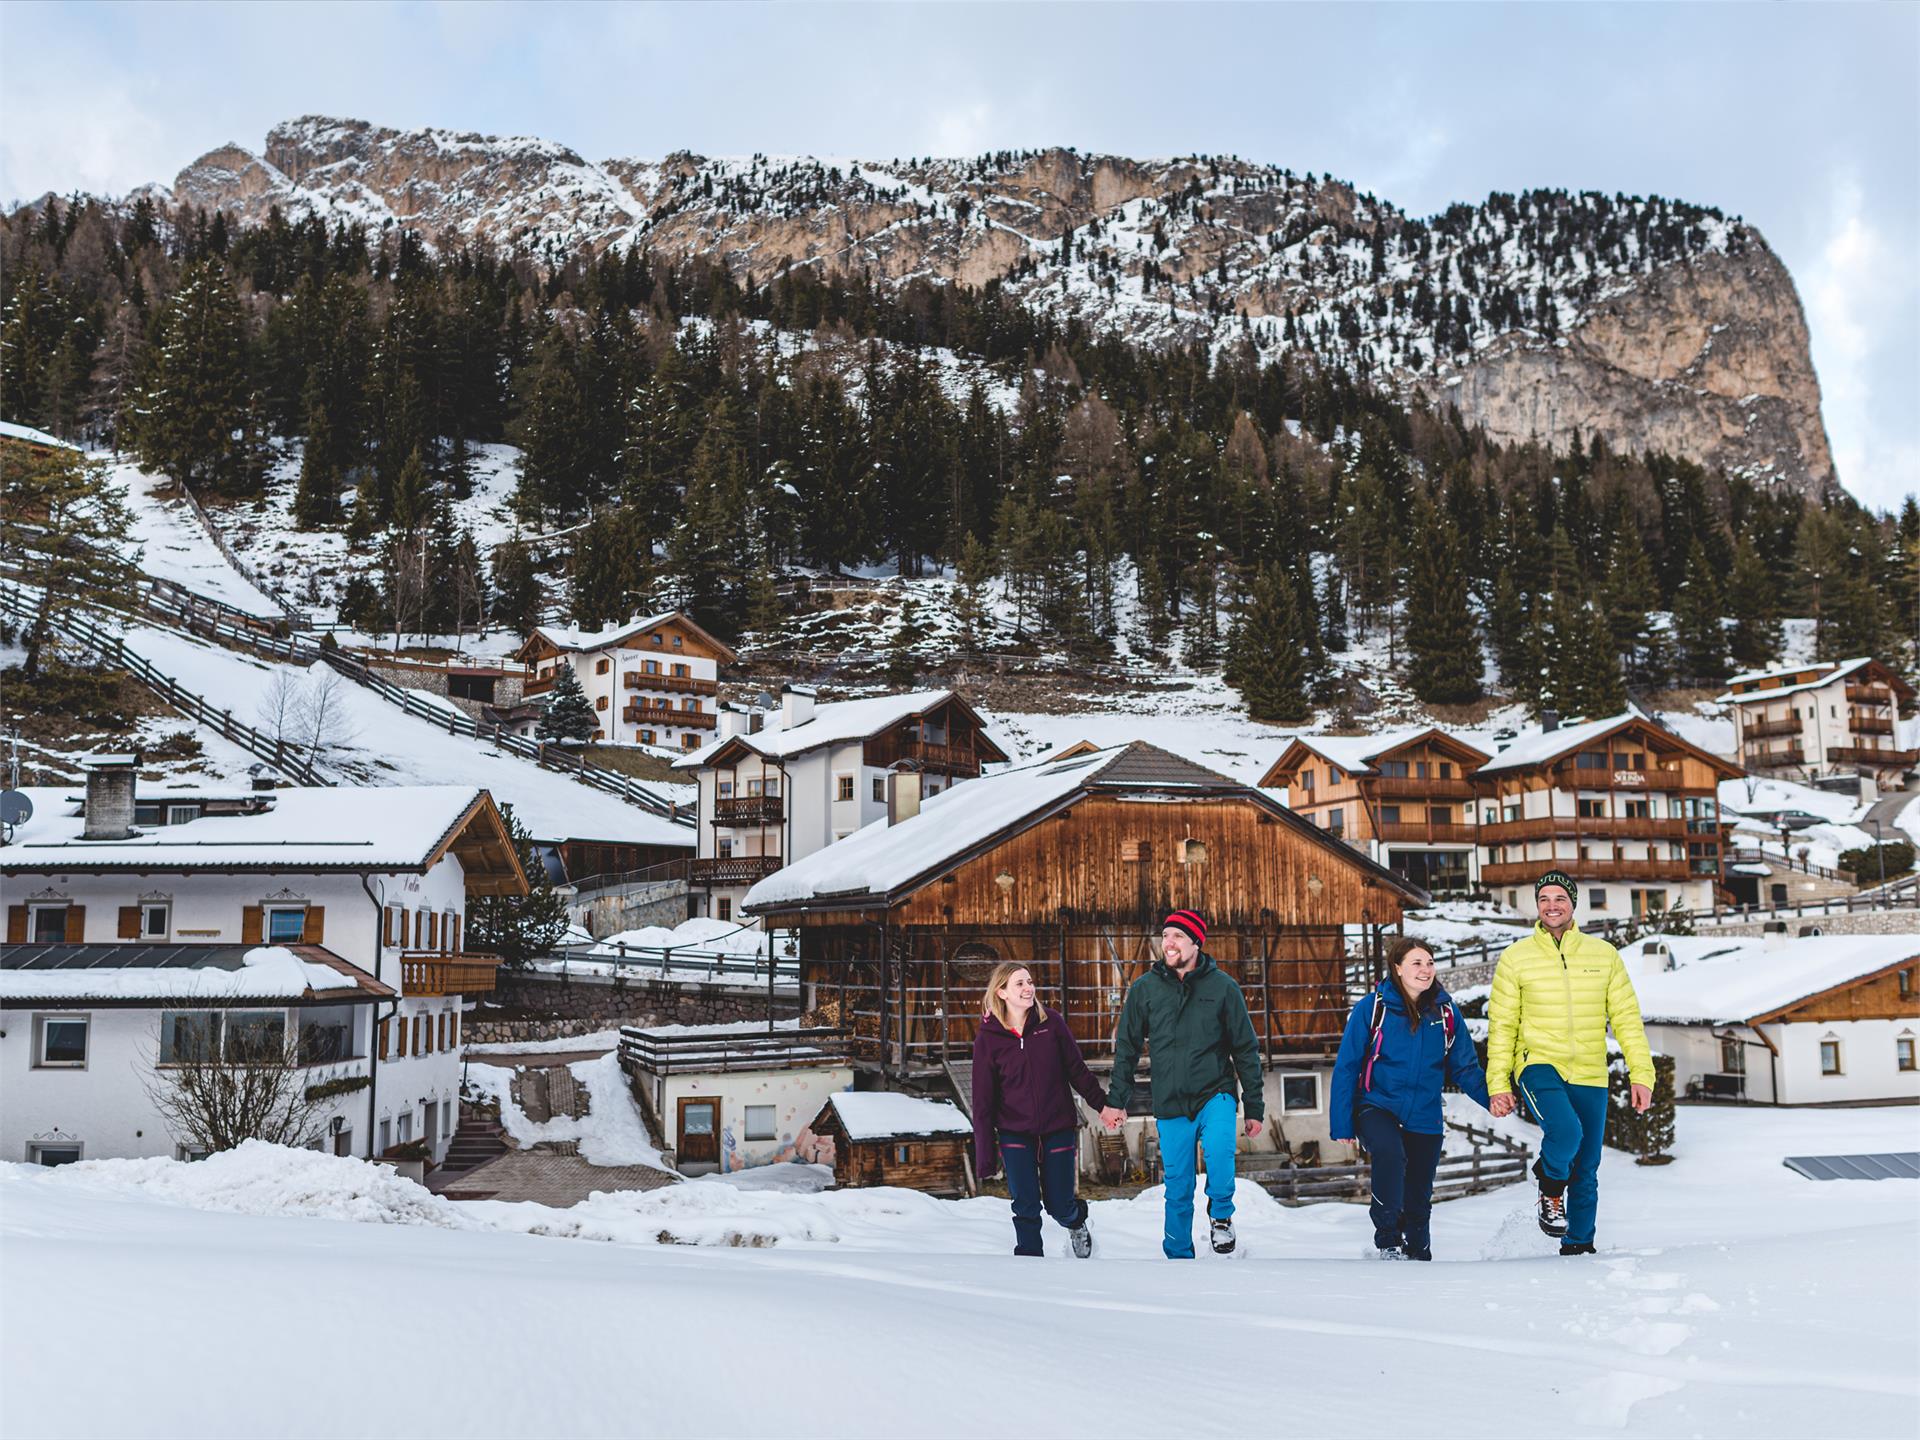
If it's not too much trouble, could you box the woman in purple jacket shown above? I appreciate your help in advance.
[972,962,1107,1257]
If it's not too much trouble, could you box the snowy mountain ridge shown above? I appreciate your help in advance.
[143,114,1838,497]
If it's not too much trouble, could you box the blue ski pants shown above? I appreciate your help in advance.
[1157,1091,1240,1259]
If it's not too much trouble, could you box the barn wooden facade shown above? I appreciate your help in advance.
[743,743,1429,1080]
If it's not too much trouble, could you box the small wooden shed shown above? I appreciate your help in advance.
[806,1091,972,1196]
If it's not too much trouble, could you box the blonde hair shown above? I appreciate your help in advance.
[983,962,1047,1028]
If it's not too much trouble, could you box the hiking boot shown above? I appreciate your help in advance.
[1537,1191,1569,1238]
[1405,1247,1432,1262]
[1558,1241,1596,1256]
[1375,1244,1406,1260]
[1069,1219,1094,1259]
[1209,1216,1237,1255]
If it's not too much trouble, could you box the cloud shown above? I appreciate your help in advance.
[1802,170,1919,511]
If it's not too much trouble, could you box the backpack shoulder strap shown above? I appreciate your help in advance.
[1360,993,1388,1093]
[1441,1001,1457,1053]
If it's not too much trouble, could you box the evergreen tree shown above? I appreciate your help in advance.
[886,598,929,685]
[1488,569,1532,694]
[490,538,543,630]
[1563,601,1628,717]
[134,257,253,491]
[1599,513,1660,677]
[1228,566,1312,723]
[954,532,995,649]
[0,442,140,677]
[1406,503,1483,704]
[1672,538,1728,684]
[1726,534,1782,671]
[464,807,569,969]
[537,662,597,745]
[513,326,590,521]
[293,385,341,528]
[570,507,652,628]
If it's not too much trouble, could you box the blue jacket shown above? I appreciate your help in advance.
[1328,980,1490,1139]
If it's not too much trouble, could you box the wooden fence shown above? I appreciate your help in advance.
[1241,1119,1532,1206]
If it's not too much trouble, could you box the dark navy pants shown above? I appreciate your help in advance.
[998,1128,1085,1256]
[1357,1105,1445,1256]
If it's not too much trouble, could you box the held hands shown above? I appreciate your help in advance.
[1098,1106,1126,1132]
[1488,1092,1516,1118]
[1630,1083,1653,1114]
[1244,1116,1265,1139]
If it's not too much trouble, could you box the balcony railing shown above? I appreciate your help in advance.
[1850,713,1894,735]
[1548,768,1686,792]
[863,734,984,776]
[1742,715,1802,740]
[1367,776,1480,800]
[624,671,718,696]
[713,794,784,827]
[1845,684,1893,706]
[1482,859,1696,886]
[1746,746,1806,768]
[522,672,555,697]
[1828,746,1919,768]
[690,854,784,885]
[1480,816,1694,844]
[624,704,718,729]
[399,952,504,998]
[1374,821,1479,844]
[619,1025,852,1076]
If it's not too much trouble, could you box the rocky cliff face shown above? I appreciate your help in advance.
[162,116,1838,496]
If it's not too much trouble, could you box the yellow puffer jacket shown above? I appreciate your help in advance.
[1485,923,1655,1093]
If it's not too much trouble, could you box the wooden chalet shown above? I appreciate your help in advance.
[1259,727,1492,895]
[1475,712,1742,917]
[741,742,1429,1080]
[804,1091,973,1195]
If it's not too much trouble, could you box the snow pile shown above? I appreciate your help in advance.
[0,944,363,1002]
[22,1140,473,1228]
[588,917,782,958]
[465,1029,621,1056]
[464,1052,670,1171]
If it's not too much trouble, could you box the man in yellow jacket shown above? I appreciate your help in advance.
[1486,870,1655,1254]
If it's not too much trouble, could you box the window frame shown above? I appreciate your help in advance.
[743,1104,777,1141]
[28,903,68,944]
[1276,1072,1322,1114]
[1819,1039,1843,1076]
[1897,1037,1916,1073]
[32,1013,90,1069]
[836,774,855,803]
[263,904,307,945]
[26,1141,83,1167]
[140,900,171,940]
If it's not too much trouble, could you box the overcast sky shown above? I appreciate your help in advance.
[3,1,1913,510]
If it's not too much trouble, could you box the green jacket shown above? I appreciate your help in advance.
[1105,954,1265,1122]
[1485,922,1655,1093]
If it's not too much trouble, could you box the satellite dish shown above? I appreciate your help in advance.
[0,790,32,826]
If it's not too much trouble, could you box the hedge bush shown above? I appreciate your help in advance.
[1605,1049,1676,1163]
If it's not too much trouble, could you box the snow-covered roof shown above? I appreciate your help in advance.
[0,784,520,886]
[0,944,392,1004]
[823,1091,971,1141]
[1632,933,1920,1025]
[1279,727,1485,776]
[0,419,83,452]
[529,613,684,652]
[674,690,983,768]
[1477,711,1646,773]
[1718,657,1897,705]
[745,741,1425,913]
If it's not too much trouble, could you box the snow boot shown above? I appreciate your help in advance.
[1405,1247,1433,1261]
[1209,1215,1237,1255]
[1558,1241,1596,1256]
[1069,1219,1094,1259]
[1375,1244,1407,1260]
[1533,1159,1570,1238]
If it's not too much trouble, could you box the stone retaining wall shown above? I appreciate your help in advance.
[467,969,801,1043]
[570,879,691,938]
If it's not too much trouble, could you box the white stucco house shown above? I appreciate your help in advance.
[1,759,527,1167]
[1630,932,1920,1105]
[515,612,737,752]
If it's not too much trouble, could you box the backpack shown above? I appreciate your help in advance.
[1353,992,1456,1148]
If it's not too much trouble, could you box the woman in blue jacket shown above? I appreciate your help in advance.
[1330,936,1491,1260]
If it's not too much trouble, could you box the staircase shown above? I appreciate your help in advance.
[438,1110,508,1176]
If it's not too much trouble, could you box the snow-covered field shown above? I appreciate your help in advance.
[3,1105,1913,1439]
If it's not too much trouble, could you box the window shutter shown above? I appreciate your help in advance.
[383,906,395,946]
[119,906,141,939]
[396,1017,409,1056]
[439,1013,449,1049]
[64,906,86,943]
[413,911,423,948]
[427,912,438,949]
[450,1010,460,1048]
[304,906,325,944]
[379,1018,391,1060]
[452,915,462,953]
[242,906,264,944]
[6,906,25,943]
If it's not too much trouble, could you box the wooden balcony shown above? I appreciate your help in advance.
[1742,715,1802,740]
[1547,768,1686,792]
[624,704,718,729]
[864,735,983,776]
[690,854,784,885]
[1374,821,1479,844]
[1828,746,1919,769]
[1846,684,1893,706]
[399,952,504,997]
[1746,745,1806,768]
[1482,859,1695,886]
[1481,816,1694,844]
[624,671,718,697]
[522,672,555,697]
[712,794,784,827]
[1850,713,1894,735]
[1367,776,1479,801]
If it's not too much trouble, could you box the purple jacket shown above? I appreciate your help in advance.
[971,1010,1108,1176]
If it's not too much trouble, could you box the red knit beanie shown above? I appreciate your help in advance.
[1164,909,1207,947]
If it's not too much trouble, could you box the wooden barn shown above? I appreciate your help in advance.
[741,742,1429,1085]
[804,1091,973,1195]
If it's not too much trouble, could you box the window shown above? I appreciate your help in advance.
[1300,770,1314,792]
[1427,806,1452,826]
[681,734,700,750]
[1328,766,1345,784]
[1278,1073,1320,1113]
[379,1118,392,1153]
[1380,805,1402,824]
[744,1105,776,1141]
[160,1011,221,1064]
[1415,761,1430,779]
[595,658,610,675]
[1327,808,1344,835]
[681,698,699,712]
[141,902,170,939]
[650,634,662,647]
[595,696,609,712]
[1900,969,1914,999]
[33,1014,88,1068]
[1181,838,1208,864]
[27,1143,82,1167]
[1507,891,1519,909]
[1577,751,1607,770]
[225,1010,287,1062]
[892,1144,914,1164]
[1624,799,1651,820]
[1898,1038,1916,1073]
[1819,1039,1842,1076]
[1589,889,1608,910]
[718,837,734,858]
[176,1145,210,1162]
[926,782,940,796]
[872,776,885,804]
[166,803,200,826]
[1719,1036,1745,1074]
[640,730,656,745]
[1439,762,1453,779]
[1378,760,1409,779]
[1503,804,1521,823]
[265,906,306,943]
[1578,798,1606,819]
[717,897,732,922]
[397,1111,414,1143]
[672,636,683,648]
[645,659,660,674]
[837,775,855,802]
[672,663,689,678]
[29,905,68,943]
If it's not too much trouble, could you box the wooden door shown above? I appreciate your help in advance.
[677,1097,720,1168]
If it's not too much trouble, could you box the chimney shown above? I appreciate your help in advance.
[1541,710,1560,733]
[886,767,922,826]
[717,706,750,741]
[82,753,140,840]
[781,683,816,730]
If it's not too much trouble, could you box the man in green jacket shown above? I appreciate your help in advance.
[1100,909,1265,1257]
[1487,871,1655,1253]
